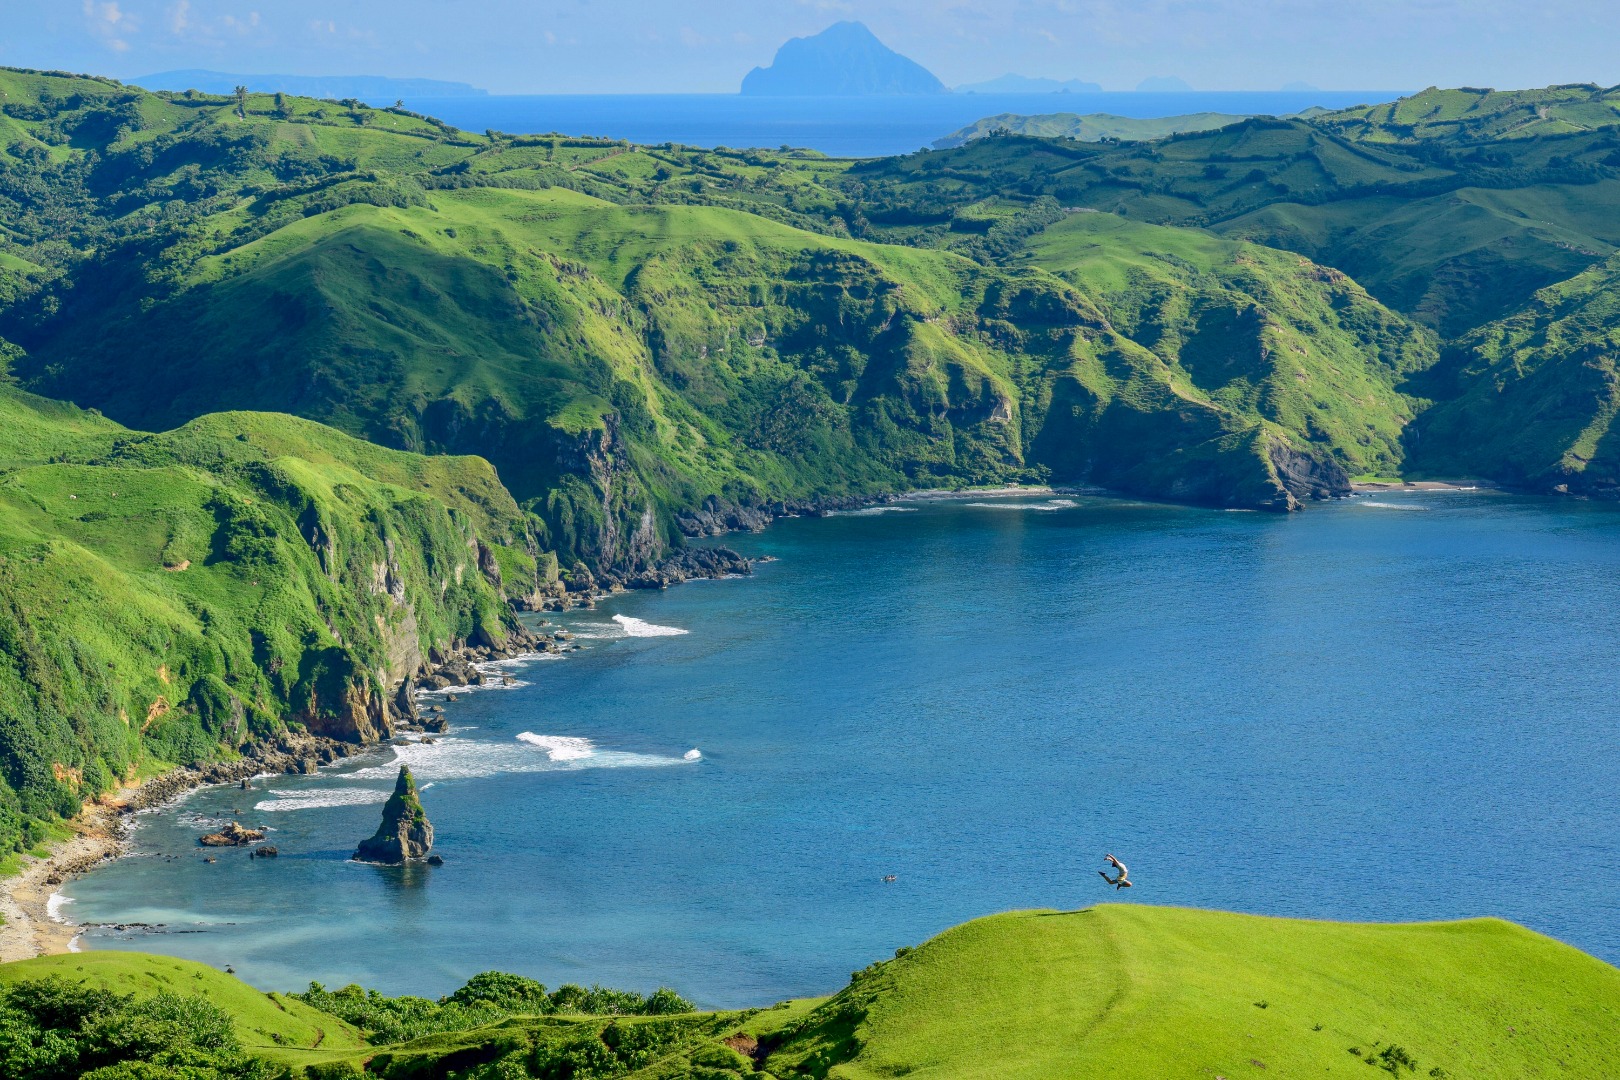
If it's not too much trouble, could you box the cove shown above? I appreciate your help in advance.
[62,492,1620,1007]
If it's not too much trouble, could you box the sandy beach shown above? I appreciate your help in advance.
[1351,480,1489,493]
[0,800,127,962]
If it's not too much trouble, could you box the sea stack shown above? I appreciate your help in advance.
[354,765,434,864]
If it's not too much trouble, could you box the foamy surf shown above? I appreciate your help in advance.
[827,506,918,516]
[962,499,1079,512]
[46,892,73,922]
[256,788,391,812]
[612,614,689,637]
[1358,501,1431,511]
[517,733,595,760]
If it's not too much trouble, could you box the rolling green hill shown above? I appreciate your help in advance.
[1020,212,1436,479]
[6,906,1618,1078]
[1409,252,1620,492]
[0,70,1454,539]
[931,111,1249,149]
[766,905,1620,1078]
[0,386,546,856]
[1319,83,1620,144]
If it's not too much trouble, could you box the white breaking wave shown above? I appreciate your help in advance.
[46,892,74,922]
[414,652,559,699]
[338,731,693,783]
[827,506,918,516]
[517,733,595,760]
[1358,501,1431,511]
[962,499,1079,512]
[612,614,689,637]
[256,788,391,812]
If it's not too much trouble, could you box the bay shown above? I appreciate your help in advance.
[397,91,1403,157]
[64,491,1620,1007]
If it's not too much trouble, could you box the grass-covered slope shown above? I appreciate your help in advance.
[8,907,1617,1078]
[843,116,1620,336]
[0,950,367,1061]
[766,906,1620,1079]
[1021,212,1436,479]
[0,386,545,856]
[931,111,1248,149]
[1409,253,1620,494]
[18,183,1381,539]
[1319,84,1620,144]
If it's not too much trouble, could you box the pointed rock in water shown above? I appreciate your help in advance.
[354,765,434,864]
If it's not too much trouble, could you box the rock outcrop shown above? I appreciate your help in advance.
[354,765,434,864]
[198,821,265,847]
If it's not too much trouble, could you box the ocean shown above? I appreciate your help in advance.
[62,491,1620,1007]
[396,91,1405,157]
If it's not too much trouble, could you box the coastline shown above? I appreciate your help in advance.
[0,733,367,963]
[1351,480,1489,493]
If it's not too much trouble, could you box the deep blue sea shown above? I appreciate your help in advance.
[64,491,1620,1006]
[398,91,1404,157]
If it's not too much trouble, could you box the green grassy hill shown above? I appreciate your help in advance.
[842,116,1620,336]
[932,111,1248,149]
[7,906,1617,1078]
[1319,84,1620,144]
[0,69,1458,533]
[1409,253,1620,493]
[766,905,1620,1079]
[1021,212,1436,479]
[0,951,368,1062]
[0,386,545,856]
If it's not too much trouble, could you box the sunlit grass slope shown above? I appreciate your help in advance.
[766,905,1620,1079]
[0,951,367,1062]
[0,386,543,856]
[1022,212,1436,478]
[1411,252,1620,493]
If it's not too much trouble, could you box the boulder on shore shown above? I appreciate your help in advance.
[354,765,434,864]
[199,821,265,847]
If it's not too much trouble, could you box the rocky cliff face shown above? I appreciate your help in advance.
[354,765,434,863]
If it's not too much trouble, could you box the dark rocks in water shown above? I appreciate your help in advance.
[354,765,434,864]
[625,546,754,590]
[426,854,444,866]
[199,821,265,847]
[423,714,449,734]
[239,777,251,790]
[251,845,278,858]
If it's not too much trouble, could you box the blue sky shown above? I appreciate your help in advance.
[4,1,1616,94]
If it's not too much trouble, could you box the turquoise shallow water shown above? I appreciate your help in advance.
[65,491,1620,1006]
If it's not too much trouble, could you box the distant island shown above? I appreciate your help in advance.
[132,69,488,102]
[741,22,946,96]
[933,110,1249,148]
[955,74,1103,94]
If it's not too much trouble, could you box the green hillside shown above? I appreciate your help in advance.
[0,950,368,1062]
[1021,212,1436,479]
[932,111,1248,149]
[0,70,1442,539]
[6,906,1618,1078]
[1319,84,1620,144]
[1409,252,1620,492]
[767,906,1620,1079]
[0,386,545,856]
[841,115,1620,336]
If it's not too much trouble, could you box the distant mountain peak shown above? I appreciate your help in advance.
[742,21,946,96]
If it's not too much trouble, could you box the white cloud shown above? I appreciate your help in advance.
[83,0,135,52]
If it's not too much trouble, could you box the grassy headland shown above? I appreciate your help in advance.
[3,905,1617,1078]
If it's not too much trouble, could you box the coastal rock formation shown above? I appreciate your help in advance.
[198,822,265,847]
[354,766,434,864]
